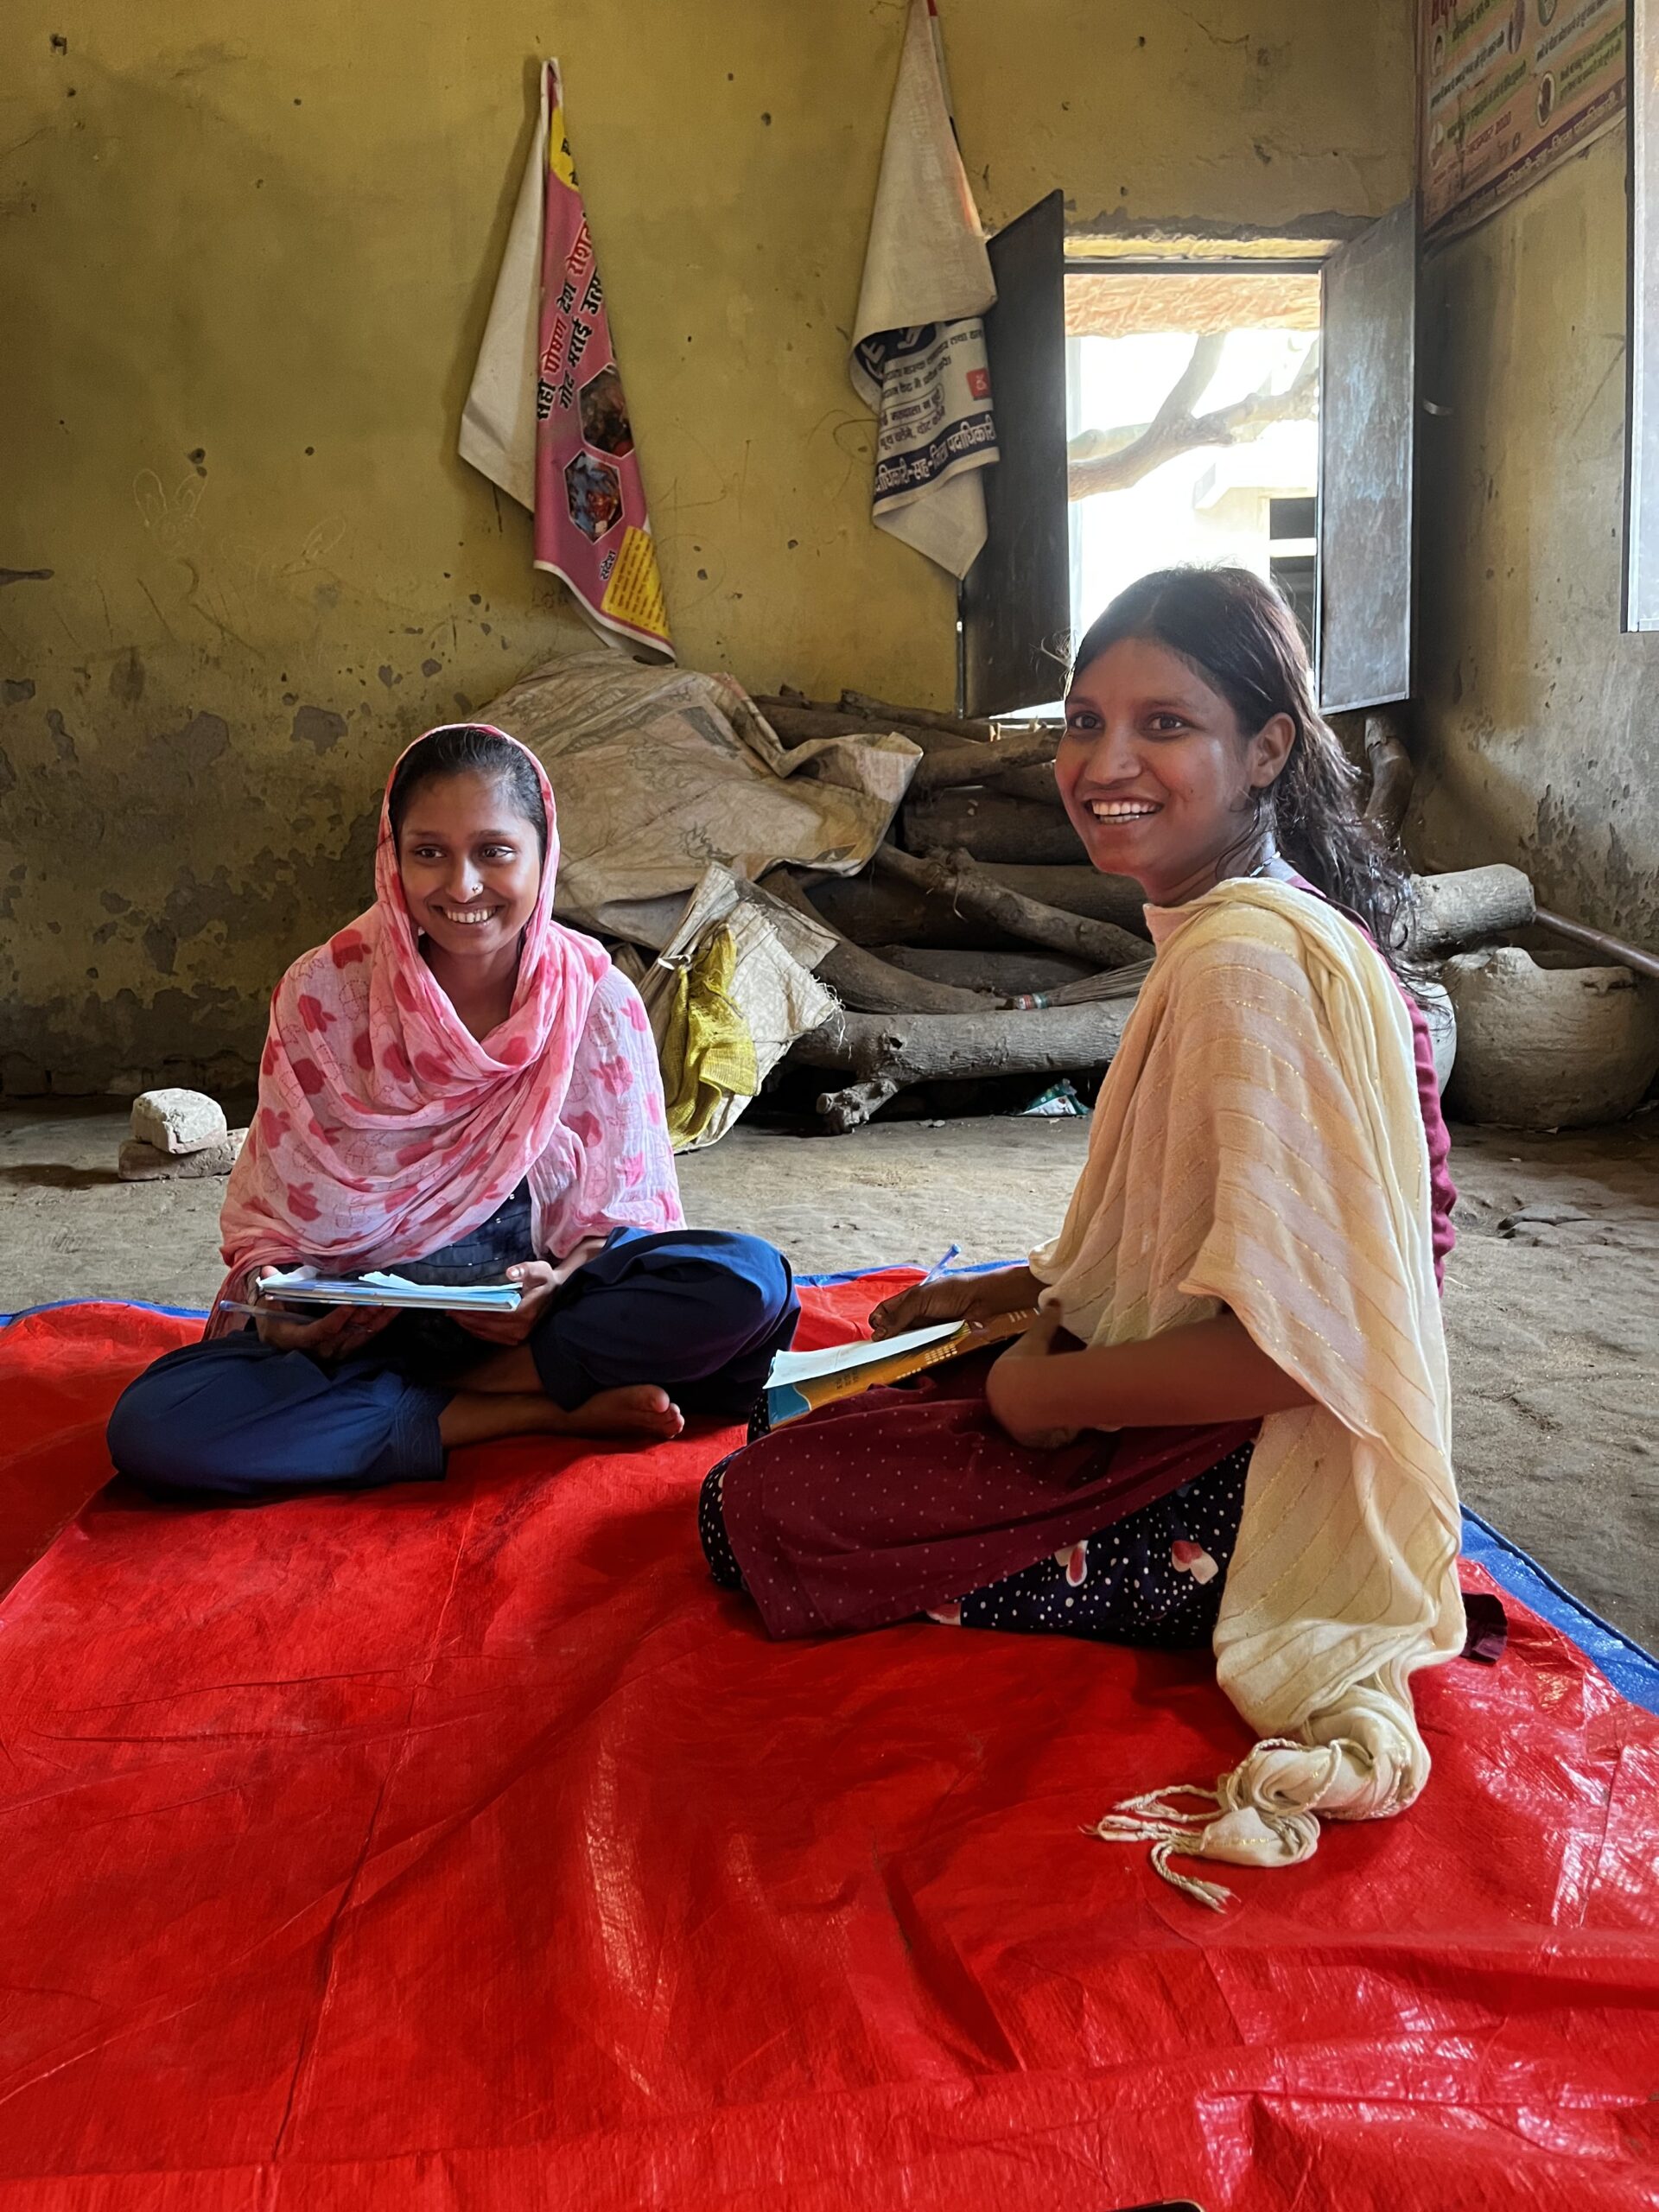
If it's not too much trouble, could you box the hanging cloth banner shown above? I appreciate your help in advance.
[461,62,673,659]
[849,0,999,581]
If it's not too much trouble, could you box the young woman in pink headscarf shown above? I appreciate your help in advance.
[108,725,798,1501]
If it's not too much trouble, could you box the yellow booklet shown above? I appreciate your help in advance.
[761,1309,1039,1429]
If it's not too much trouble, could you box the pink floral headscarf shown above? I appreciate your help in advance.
[213,726,679,1326]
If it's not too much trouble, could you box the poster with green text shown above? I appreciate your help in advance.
[1421,0,1626,238]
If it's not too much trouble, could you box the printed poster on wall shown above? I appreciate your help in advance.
[1421,0,1626,238]
[534,60,672,658]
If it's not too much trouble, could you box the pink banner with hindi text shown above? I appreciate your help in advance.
[534,61,672,657]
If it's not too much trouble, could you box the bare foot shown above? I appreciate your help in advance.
[562,1384,684,1442]
[438,1385,683,1451]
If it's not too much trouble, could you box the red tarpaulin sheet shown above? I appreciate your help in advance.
[0,1285,1655,2211]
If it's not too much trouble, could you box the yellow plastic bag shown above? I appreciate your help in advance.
[660,924,760,1148]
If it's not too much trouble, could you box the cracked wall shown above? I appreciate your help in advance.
[1414,130,1659,950]
[1,0,1414,1092]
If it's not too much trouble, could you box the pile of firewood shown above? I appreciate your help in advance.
[753,690,1537,1132]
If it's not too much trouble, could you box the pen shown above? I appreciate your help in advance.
[918,1242,962,1285]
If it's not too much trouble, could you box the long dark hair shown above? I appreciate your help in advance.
[1071,567,1412,969]
[386,724,547,860]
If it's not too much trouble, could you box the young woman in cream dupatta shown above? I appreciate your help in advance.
[702,568,1465,1903]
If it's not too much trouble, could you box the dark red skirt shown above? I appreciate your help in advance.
[719,1349,1257,1639]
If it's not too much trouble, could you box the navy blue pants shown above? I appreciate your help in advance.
[108,1229,798,1504]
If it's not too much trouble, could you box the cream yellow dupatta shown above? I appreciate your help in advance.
[1031,878,1464,1905]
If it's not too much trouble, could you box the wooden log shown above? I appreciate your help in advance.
[877,845,1147,969]
[810,857,1527,967]
[804,862,1147,947]
[801,872,1027,950]
[873,945,1095,995]
[793,1001,1135,1132]
[908,729,1060,794]
[974,760,1063,804]
[902,788,1090,864]
[988,865,1147,929]
[814,941,988,1016]
[1363,710,1414,836]
[754,702,888,743]
[839,690,996,742]
[753,697,966,755]
[760,688,862,719]
[1406,865,1535,960]
[760,868,988,1014]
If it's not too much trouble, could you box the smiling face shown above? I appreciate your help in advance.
[1055,636,1296,906]
[394,770,543,963]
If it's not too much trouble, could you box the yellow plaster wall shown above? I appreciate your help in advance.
[1414,129,1659,948]
[0,0,1414,1090]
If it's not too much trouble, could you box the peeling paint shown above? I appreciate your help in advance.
[290,703,347,753]
[0,981,254,1098]
[142,709,231,772]
[0,0,1414,1095]
[3,680,35,706]
[183,710,230,765]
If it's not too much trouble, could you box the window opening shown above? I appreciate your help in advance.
[1064,269,1322,655]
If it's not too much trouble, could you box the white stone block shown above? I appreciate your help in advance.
[130,1087,229,1156]
[118,1129,245,1181]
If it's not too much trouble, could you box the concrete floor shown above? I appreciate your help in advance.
[3,1101,1656,1650]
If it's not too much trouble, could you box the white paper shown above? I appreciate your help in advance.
[766,1319,960,1390]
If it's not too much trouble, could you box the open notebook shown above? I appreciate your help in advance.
[235,1281,1034,1413]
[242,1269,524,1315]
[761,1308,1038,1430]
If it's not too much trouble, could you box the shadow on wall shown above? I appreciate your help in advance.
[1,5,1419,1093]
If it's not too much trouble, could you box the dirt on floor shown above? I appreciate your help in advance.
[2,1101,1655,1652]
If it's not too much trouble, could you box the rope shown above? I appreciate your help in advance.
[1090,1739,1345,1910]
[1085,1811,1237,1911]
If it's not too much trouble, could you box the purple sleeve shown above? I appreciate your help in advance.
[1284,871,1457,1291]
[1405,992,1458,1289]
